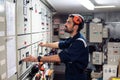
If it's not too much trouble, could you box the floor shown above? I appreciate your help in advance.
[53,63,92,80]
[53,63,65,80]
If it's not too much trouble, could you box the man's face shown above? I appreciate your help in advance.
[64,17,74,33]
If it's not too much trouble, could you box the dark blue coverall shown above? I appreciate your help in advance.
[59,33,89,80]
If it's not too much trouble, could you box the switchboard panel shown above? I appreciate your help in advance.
[41,32,47,42]
[92,52,103,65]
[107,54,120,65]
[17,46,32,77]
[15,0,53,79]
[46,31,51,43]
[45,8,52,32]
[31,0,42,33]
[89,23,103,43]
[31,43,39,57]
[16,0,31,34]
[103,27,108,38]
[107,42,120,65]
[40,2,46,32]
[107,42,120,55]
[0,0,53,79]
[17,35,31,49]
[31,33,41,43]
[103,65,117,80]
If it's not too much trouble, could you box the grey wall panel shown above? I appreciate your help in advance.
[0,0,7,79]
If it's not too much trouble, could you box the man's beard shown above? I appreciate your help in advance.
[64,26,73,33]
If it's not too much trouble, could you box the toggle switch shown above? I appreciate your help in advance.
[29,7,33,10]
[24,41,27,45]
[41,22,44,25]
[24,17,28,22]
[39,12,42,14]
[26,0,29,4]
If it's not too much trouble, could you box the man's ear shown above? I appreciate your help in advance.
[74,25,78,31]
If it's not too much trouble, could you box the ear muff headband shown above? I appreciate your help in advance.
[73,16,82,25]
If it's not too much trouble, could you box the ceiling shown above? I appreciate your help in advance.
[45,0,120,14]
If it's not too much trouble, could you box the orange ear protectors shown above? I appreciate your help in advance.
[73,16,82,25]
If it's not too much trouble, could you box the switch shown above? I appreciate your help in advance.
[45,14,47,17]
[41,22,44,25]
[39,12,42,14]
[23,0,27,5]
[24,41,27,45]
[26,0,29,4]
[46,23,48,26]
[24,28,26,31]
[29,7,33,10]
[24,17,28,22]
[26,51,29,68]
[24,23,27,26]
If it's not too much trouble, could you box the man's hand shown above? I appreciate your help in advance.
[39,42,47,47]
[39,42,59,48]
[22,55,38,62]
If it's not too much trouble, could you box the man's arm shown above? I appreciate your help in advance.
[40,55,61,62]
[22,54,61,63]
[39,42,59,48]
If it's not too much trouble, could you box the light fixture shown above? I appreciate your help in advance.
[95,5,116,8]
[78,0,94,10]
[95,0,119,4]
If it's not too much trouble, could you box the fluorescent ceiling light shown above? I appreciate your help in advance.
[78,0,94,10]
[95,5,116,8]
[95,0,119,4]
[47,0,95,10]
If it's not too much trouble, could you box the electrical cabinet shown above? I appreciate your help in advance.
[31,33,41,43]
[17,35,31,49]
[17,0,31,34]
[108,54,120,65]
[103,27,109,38]
[89,23,103,43]
[31,0,42,33]
[107,42,120,65]
[103,65,117,80]
[46,10,51,32]
[31,43,39,57]
[46,31,51,43]
[92,52,103,65]
[16,0,53,79]
[1,0,53,79]
[39,1,47,32]
[107,42,120,55]
[17,46,32,77]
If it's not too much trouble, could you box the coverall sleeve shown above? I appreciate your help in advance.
[59,40,87,63]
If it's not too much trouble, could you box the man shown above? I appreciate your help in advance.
[22,14,89,80]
